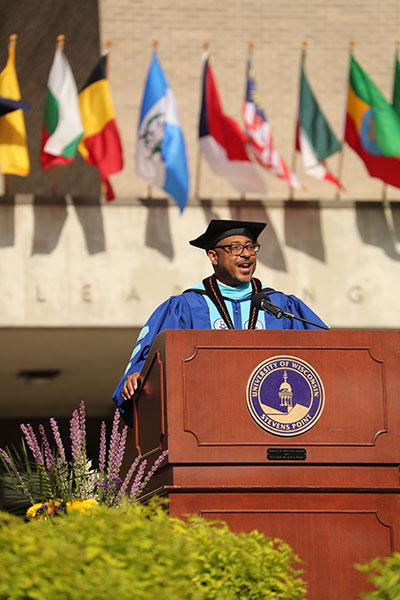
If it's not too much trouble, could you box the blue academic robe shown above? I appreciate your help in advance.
[112,281,327,426]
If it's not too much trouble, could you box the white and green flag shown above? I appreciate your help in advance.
[40,46,83,170]
[296,53,343,189]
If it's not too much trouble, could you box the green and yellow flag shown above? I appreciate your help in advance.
[345,54,400,188]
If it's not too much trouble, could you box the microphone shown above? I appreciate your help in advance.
[252,292,284,319]
[251,291,330,330]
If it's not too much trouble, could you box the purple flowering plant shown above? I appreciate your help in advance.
[0,401,168,513]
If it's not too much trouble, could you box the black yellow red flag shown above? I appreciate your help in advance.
[78,54,123,200]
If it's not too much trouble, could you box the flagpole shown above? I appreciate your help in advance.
[289,40,307,201]
[334,148,345,201]
[241,41,255,203]
[3,34,18,196]
[146,39,159,201]
[334,39,354,201]
[100,40,112,199]
[194,148,202,199]
[104,38,111,74]
[194,41,208,200]
[51,34,65,196]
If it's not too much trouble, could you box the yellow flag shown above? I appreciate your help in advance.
[0,37,30,176]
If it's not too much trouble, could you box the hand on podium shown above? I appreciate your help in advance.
[122,372,141,400]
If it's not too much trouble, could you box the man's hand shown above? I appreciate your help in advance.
[122,372,141,400]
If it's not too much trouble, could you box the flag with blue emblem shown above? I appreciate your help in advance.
[136,52,189,212]
[345,54,400,188]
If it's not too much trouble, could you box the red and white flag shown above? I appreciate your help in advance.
[199,55,266,194]
[243,52,304,190]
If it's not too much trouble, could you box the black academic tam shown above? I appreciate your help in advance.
[189,219,267,250]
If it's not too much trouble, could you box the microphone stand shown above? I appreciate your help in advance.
[258,302,330,330]
[281,311,330,330]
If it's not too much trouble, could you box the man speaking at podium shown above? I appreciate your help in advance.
[113,219,327,425]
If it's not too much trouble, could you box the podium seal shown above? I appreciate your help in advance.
[246,355,325,437]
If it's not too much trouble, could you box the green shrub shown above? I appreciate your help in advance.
[355,553,400,599]
[0,502,306,600]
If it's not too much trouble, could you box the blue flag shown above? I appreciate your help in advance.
[136,52,189,212]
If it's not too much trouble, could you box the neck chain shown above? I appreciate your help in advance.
[202,274,262,329]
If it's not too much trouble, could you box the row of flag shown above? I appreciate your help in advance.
[137,43,400,208]
[2,36,400,211]
[0,35,123,201]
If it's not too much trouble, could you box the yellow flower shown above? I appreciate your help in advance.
[66,499,99,514]
[26,500,62,519]
[26,498,98,519]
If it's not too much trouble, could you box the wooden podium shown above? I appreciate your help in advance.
[134,329,400,600]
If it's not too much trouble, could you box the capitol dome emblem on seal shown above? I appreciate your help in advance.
[246,355,325,437]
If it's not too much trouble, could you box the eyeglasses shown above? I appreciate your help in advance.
[213,243,260,256]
